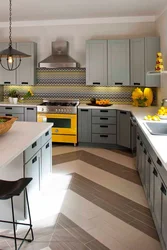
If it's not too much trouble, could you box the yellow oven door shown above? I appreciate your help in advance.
[43,114,77,135]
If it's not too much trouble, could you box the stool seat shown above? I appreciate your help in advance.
[0,178,32,200]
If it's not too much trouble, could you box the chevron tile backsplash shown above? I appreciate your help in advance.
[3,68,157,105]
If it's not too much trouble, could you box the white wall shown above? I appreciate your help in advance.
[0,22,156,67]
[156,9,167,104]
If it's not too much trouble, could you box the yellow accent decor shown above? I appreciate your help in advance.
[132,88,153,107]
[144,88,153,107]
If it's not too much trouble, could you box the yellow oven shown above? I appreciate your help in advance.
[37,113,77,144]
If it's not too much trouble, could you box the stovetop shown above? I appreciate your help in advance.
[37,99,79,114]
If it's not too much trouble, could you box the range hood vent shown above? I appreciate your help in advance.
[39,41,79,68]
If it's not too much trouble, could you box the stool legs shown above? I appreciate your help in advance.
[11,197,17,250]
[25,188,34,241]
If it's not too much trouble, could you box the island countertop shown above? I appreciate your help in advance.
[0,122,53,168]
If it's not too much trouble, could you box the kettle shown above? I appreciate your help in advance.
[161,98,167,107]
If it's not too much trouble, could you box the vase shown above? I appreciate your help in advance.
[8,97,13,103]
[12,98,18,104]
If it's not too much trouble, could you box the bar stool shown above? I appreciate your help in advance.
[0,178,34,250]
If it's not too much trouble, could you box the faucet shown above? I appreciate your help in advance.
[161,98,167,106]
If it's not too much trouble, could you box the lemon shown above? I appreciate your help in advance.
[144,116,148,120]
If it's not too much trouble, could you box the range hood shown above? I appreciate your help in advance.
[39,41,79,68]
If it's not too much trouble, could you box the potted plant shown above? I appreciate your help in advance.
[8,89,20,104]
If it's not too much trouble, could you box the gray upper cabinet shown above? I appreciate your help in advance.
[86,40,107,86]
[145,37,160,87]
[78,109,92,142]
[130,38,145,86]
[117,110,131,148]
[0,42,17,85]
[17,42,37,85]
[0,42,37,86]
[108,40,130,86]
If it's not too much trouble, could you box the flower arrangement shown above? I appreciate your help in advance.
[132,88,153,107]
[23,89,34,99]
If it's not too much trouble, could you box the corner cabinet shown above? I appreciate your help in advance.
[117,110,131,148]
[0,42,37,85]
[108,40,130,86]
[86,40,107,86]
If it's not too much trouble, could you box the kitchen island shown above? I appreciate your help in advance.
[0,121,53,223]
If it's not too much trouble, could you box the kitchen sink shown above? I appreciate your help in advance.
[144,122,167,135]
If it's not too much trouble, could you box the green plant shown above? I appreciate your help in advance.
[8,89,19,98]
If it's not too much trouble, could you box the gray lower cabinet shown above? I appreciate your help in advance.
[41,139,52,182]
[117,111,131,148]
[25,150,41,195]
[137,127,167,250]
[161,184,167,248]
[78,109,92,142]
[130,38,145,86]
[108,40,130,86]
[25,107,37,121]
[86,40,107,86]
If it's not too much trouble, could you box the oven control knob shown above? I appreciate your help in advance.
[55,109,57,112]
[55,129,59,133]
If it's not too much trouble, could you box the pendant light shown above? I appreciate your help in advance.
[0,0,30,71]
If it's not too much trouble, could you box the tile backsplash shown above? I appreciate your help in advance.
[4,68,157,105]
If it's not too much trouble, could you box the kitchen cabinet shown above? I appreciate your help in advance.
[41,139,52,182]
[86,40,107,86]
[0,105,37,122]
[0,42,17,85]
[153,167,162,229]
[130,38,145,86]
[25,150,41,196]
[145,37,160,87]
[78,109,92,142]
[25,107,37,122]
[108,40,130,86]
[0,42,37,86]
[17,42,37,85]
[161,183,167,248]
[117,110,131,148]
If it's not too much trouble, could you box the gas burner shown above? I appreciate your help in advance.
[37,99,79,114]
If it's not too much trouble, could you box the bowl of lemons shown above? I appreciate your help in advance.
[157,106,167,119]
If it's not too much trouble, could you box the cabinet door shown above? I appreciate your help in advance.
[0,113,24,121]
[145,156,151,199]
[130,38,145,86]
[153,167,162,229]
[25,150,41,197]
[161,183,167,248]
[149,158,155,209]
[86,40,107,86]
[130,118,137,152]
[136,134,140,171]
[108,40,130,86]
[0,42,17,85]
[17,42,37,85]
[117,110,130,148]
[78,109,91,142]
[24,107,37,122]
[145,37,160,87]
[41,139,52,183]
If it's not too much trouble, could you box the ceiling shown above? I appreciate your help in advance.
[0,0,166,22]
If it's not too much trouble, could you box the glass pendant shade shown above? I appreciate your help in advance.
[0,0,31,71]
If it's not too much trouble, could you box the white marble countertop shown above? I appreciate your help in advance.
[0,122,53,168]
[0,100,41,107]
[79,103,167,170]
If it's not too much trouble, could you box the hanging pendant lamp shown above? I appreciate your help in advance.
[0,0,30,71]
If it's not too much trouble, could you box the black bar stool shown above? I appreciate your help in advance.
[0,178,34,250]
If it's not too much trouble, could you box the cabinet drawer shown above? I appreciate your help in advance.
[0,106,24,113]
[92,124,116,134]
[41,129,52,146]
[0,113,24,121]
[24,137,42,163]
[92,109,116,117]
[92,134,116,144]
[92,116,116,124]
